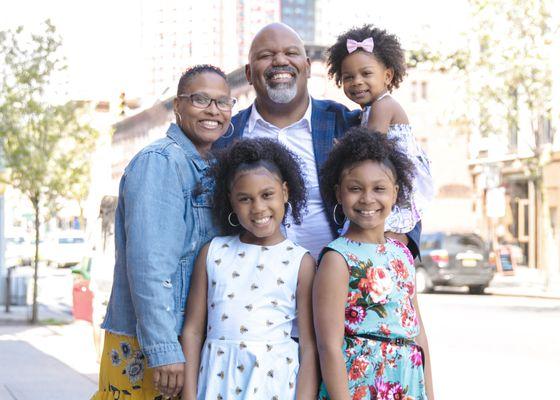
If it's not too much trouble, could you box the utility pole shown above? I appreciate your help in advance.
[0,145,6,305]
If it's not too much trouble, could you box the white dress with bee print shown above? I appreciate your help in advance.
[197,235,308,400]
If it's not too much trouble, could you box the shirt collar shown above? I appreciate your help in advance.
[246,97,313,134]
[166,123,209,171]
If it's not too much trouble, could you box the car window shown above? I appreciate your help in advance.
[420,233,443,250]
[444,234,485,252]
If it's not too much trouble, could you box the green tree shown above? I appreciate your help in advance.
[409,1,556,278]
[0,20,97,323]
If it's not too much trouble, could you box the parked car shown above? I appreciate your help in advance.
[5,236,28,267]
[44,230,87,268]
[414,232,494,294]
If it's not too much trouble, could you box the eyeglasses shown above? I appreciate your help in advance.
[177,93,237,111]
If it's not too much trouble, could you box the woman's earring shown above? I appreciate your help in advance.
[332,203,345,226]
[175,112,183,126]
[228,211,240,227]
[221,122,235,139]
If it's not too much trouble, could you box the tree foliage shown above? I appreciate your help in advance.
[0,20,97,322]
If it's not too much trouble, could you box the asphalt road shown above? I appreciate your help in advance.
[418,292,560,400]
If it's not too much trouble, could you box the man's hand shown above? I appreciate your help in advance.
[153,362,185,398]
[385,231,409,246]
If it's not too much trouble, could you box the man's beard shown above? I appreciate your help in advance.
[266,82,297,104]
[263,66,298,104]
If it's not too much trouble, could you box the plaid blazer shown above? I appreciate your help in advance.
[213,98,421,258]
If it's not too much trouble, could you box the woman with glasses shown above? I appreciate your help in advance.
[92,65,236,400]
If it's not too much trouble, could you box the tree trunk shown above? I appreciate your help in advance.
[31,196,40,324]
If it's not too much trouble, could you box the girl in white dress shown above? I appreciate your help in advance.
[326,24,435,236]
[181,138,319,400]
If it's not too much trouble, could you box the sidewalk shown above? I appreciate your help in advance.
[486,265,560,299]
[0,304,98,399]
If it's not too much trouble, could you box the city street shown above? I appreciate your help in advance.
[1,283,559,399]
[420,293,560,399]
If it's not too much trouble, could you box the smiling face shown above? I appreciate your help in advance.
[246,24,311,105]
[229,166,289,246]
[173,71,232,155]
[340,51,393,107]
[336,160,398,240]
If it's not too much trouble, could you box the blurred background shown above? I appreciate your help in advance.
[0,1,559,399]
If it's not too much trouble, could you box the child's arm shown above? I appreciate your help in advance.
[313,251,351,400]
[180,243,210,400]
[367,97,409,133]
[413,292,435,399]
[295,253,320,399]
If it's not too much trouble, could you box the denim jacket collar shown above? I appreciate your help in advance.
[166,123,208,171]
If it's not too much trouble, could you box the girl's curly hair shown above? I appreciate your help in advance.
[211,138,307,236]
[320,127,414,210]
[326,24,406,91]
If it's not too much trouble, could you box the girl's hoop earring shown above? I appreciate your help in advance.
[283,201,293,228]
[332,203,345,226]
[221,122,234,139]
[228,211,240,227]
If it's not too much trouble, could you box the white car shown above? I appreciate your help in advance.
[44,231,87,268]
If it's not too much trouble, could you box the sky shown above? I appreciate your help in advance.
[0,0,471,100]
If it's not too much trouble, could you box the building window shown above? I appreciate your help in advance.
[421,81,428,100]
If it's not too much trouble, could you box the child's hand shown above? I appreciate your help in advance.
[153,362,185,398]
[385,232,409,246]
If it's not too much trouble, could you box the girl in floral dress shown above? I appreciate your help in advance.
[181,138,319,399]
[314,127,434,399]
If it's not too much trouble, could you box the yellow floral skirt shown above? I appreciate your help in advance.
[91,332,179,400]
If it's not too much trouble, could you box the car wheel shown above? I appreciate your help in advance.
[468,285,486,295]
[416,267,433,293]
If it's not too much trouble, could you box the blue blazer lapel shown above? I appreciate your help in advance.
[213,105,251,149]
[310,98,336,176]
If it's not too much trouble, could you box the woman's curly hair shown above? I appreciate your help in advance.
[320,127,414,211]
[326,24,406,91]
[211,138,307,236]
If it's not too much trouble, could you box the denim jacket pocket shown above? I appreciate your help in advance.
[175,258,193,313]
[190,192,214,238]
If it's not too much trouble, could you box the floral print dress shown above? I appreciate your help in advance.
[318,237,427,400]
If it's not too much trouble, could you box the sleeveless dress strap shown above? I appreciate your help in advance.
[374,91,391,103]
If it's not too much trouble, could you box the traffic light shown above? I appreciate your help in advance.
[119,92,126,116]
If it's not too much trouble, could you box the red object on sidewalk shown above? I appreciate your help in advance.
[72,277,93,322]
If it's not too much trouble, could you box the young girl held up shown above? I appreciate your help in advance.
[326,25,434,235]
[181,138,319,400]
[314,127,434,400]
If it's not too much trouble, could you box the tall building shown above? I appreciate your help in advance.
[314,0,382,46]
[281,0,315,43]
[139,0,280,100]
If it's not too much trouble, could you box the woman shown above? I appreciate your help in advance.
[91,64,236,400]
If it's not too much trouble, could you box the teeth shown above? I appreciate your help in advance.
[200,120,219,128]
[358,210,377,216]
[271,73,292,80]
[254,217,271,225]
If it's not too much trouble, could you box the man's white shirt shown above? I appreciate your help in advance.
[243,100,334,259]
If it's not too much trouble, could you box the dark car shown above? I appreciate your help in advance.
[414,232,494,294]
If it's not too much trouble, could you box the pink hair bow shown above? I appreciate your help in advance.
[346,37,374,53]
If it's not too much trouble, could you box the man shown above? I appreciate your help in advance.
[215,23,421,259]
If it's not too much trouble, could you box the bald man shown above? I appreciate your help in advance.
[215,23,421,259]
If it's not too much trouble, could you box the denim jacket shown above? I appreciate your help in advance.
[101,123,217,368]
